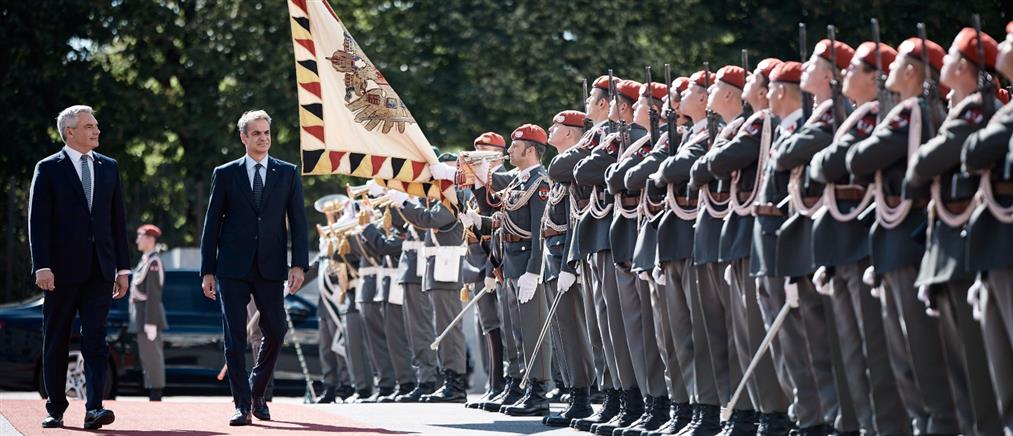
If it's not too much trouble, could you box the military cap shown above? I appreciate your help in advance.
[512,124,548,145]
[616,79,643,101]
[756,58,783,80]
[716,65,747,89]
[898,37,946,71]
[672,77,691,93]
[137,224,162,238]
[438,152,458,162]
[553,110,587,128]
[950,27,998,70]
[688,70,717,88]
[769,61,803,84]
[473,132,506,148]
[854,42,898,74]
[593,75,621,91]
[814,39,856,69]
[640,82,668,100]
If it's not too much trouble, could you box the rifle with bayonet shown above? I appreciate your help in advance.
[607,69,617,133]
[918,22,944,138]
[800,23,813,121]
[828,25,846,129]
[955,15,997,193]
[665,63,678,156]
[741,49,754,119]
[612,69,631,156]
[871,18,895,119]
[582,78,593,132]
[646,65,659,146]
[704,61,719,145]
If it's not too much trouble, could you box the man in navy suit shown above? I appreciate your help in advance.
[200,110,308,426]
[29,105,130,429]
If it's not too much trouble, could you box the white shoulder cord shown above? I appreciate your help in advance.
[873,98,919,229]
[730,111,772,216]
[787,101,835,217]
[824,102,877,222]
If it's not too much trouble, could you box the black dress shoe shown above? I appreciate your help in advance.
[149,388,163,401]
[346,388,373,403]
[335,385,356,401]
[396,382,435,403]
[252,397,271,421]
[503,380,550,416]
[422,370,467,403]
[229,408,252,426]
[83,408,115,430]
[41,414,63,428]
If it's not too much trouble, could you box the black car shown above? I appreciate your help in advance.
[0,269,323,399]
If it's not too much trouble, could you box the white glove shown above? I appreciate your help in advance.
[467,210,482,226]
[366,180,386,196]
[862,265,876,286]
[144,324,158,341]
[917,285,939,317]
[429,162,458,181]
[473,161,491,186]
[517,272,539,304]
[484,276,498,293]
[967,277,987,321]
[652,266,666,286]
[723,264,734,286]
[318,237,329,255]
[557,271,576,293]
[783,278,800,309]
[459,211,475,229]
[812,266,832,296]
[388,190,409,206]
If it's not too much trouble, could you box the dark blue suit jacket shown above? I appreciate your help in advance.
[29,149,130,285]
[200,156,309,281]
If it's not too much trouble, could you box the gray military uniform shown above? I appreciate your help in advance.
[348,228,397,391]
[128,251,168,390]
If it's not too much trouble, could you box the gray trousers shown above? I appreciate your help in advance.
[693,262,736,404]
[616,266,668,397]
[934,277,1002,435]
[505,278,552,382]
[360,301,396,388]
[648,272,690,404]
[429,289,467,374]
[728,259,785,413]
[547,277,595,388]
[592,251,638,390]
[756,276,835,427]
[830,261,908,435]
[499,280,524,379]
[474,280,502,333]
[402,283,440,384]
[344,309,374,390]
[317,306,349,388]
[983,267,1013,434]
[581,260,612,390]
[136,327,165,389]
[881,267,959,434]
[660,258,700,405]
[383,303,416,385]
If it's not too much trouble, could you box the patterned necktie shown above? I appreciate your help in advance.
[253,163,264,208]
[81,154,93,210]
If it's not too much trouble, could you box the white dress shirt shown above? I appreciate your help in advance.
[62,145,95,197]
[245,154,269,190]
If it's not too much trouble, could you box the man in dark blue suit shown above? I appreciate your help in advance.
[29,105,130,429]
[200,109,309,426]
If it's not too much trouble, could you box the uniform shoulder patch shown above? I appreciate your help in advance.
[887,106,911,131]
[817,109,834,125]
[744,118,763,136]
[149,258,161,272]
[856,111,877,137]
[959,104,984,125]
[537,184,550,201]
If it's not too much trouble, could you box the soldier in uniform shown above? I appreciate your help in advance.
[541,111,597,427]
[361,195,441,403]
[575,78,653,436]
[962,21,1013,433]
[346,200,397,402]
[750,60,836,434]
[129,224,167,402]
[330,232,376,403]
[846,36,960,435]
[772,39,857,434]
[388,159,469,403]
[903,27,1003,434]
[808,41,909,435]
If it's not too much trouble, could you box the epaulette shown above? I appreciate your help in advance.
[887,105,912,131]
[856,110,878,136]
[958,101,985,125]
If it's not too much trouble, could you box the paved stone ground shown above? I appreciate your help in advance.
[0,391,581,435]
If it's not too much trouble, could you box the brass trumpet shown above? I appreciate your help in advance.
[314,194,350,225]
[457,151,505,187]
[346,183,372,199]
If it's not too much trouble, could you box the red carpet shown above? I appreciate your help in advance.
[0,400,410,435]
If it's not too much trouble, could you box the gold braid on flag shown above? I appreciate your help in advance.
[287,0,456,204]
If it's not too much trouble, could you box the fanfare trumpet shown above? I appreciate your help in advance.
[313,193,350,225]
[456,150,505,186]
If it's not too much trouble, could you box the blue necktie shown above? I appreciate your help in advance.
[81,154,93,210]
[253,163,264,208]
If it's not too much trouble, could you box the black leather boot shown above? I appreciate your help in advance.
[672,404,702,436]
[622,395,671,435]
[756,412,792,436]
[595,389,643,436]
[481,376,523,412]
[395,382,435,403]
[422,370,467,403]
[590,384,606,404]
[148,388,163,402]
[546,379,567,403]
[335,385,356,402]
[688,404,722,436]
[574,388,622,432]
[544,386,594,427]
[345,388,373,403]
[380,383,414,403]
[647,402,693,435]
[503,380,550,416]
[590,392,628,435]
[314,385,337,404]
[718,409,756,436]
[467,327,505,410]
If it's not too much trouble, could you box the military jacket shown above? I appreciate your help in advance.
[601,123,649,265]
[750,109,803,277]
[963,100,1013,271]
[493,165,549,279]
[688,117,736,266]
[398,196,465,291]
[655,120,708,263]
[128,251,168,332]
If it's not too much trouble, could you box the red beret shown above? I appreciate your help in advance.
[813,39,856,70]
[593,75,620,91]
[853,42,898,74]
[616,80,642,101]
[716,65,747,89]
[473,132,505,148]
[898,37,946,71]
[756,58,783,79]
[137,224,162,238]
[672,77,691,93]
[951,27,998,70]
[511,124,548,145]
[769,61,803,84]
[553,110,587,128]
[689,70,716,88]
[639,82,668,100]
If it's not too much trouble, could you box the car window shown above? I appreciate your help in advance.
[163,270,219,315]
